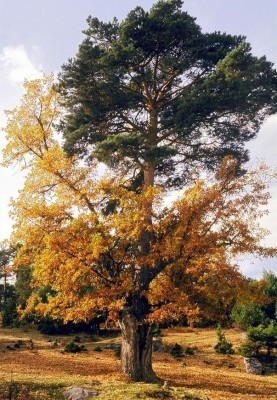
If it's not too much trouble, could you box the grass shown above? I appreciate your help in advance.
[0,326,275,399]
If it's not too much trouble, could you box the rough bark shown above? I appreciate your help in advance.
[118,116,159,382]
[119,308,160,383]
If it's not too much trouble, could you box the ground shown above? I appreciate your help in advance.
[0,326,275,399]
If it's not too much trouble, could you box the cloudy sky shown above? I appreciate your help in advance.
[0,0,276,277]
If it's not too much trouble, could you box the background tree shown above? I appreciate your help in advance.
[0,245,16,306]
[0,245,18,326]
[3,0,277,383]
[261,271,277,320]
[231,302,268,330]
[231,271,277,329]
[15,264,33,310]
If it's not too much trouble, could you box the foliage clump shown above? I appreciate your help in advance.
[238,321,277,357]
[170,343,184,359]
[214,325,234,355]
[152,325,163,337]
[93,345,103,352]
[64,338,87,353]
[184,346,197,355]
[231,302,267,329]
[113,344,121,359]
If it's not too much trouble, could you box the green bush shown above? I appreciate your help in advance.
[152,324,162,337]
[238,321,277,357]
[231,302,267,329]
[93,345,103,352]
[170,343,183,359]
[238,340,259,357]
[2,296,18,327]
[214,325,234,355]
[64,341,86,353]
[113,344,121,358]
[184,346,197,355]
[73,335,81,343]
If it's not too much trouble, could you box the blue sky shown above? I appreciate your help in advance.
[0,0,276,277]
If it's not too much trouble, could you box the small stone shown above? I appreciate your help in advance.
[152,338,165,353]
[162,380,170,390]
[63,386,99,400]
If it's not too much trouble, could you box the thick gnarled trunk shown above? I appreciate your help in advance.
[119,309,159,383]
[118,152,158,382]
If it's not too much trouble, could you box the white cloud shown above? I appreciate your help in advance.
[0,45,44,242]
[0,45,43,83]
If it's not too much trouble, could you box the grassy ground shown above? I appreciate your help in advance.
[0,326,275,399]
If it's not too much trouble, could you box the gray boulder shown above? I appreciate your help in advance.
[244,357,263,375]
[63,386,99,400]
[152,338,165,353]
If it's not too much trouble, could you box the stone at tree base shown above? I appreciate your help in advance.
[63,386,99,400]
[152,338,165,353]
[244,357,263,374]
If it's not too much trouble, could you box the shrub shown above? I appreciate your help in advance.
[64,341,86,353]
[184,346,197,355]
[113,344,121,358]
[238,321,277,357]
[73,335,81,343]
[214,325,234,355]
[2,297,18,327]
[89,334,99,342]
[238,340,259,357]
[231,302,267,329]
[152,324,162,337]
[170,343,183,359]
[93,345,103,352]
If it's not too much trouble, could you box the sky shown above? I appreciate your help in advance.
[0,0,276,278]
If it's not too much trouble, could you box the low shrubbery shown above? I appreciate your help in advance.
[238,321,277,357]
[63,336,87,353]
[214,325,234,355]
[170,343,183,359]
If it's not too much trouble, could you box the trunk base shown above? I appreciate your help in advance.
[119,309,160,383]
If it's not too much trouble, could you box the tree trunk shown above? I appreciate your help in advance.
[119,308,160,383]
[118,124,159,382]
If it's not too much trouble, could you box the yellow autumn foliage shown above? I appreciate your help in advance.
[2,75,277,325]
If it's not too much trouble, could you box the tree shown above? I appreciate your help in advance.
[3,0,277,382]
[56,0,277,381]
[0,244,16,306]
[0,284,18,327]
[214,324,234,355]
[231,271,277,329]
[0,245,18,326]
[261,271,277,320]
[3,80,276,382]
[231,302,268,330]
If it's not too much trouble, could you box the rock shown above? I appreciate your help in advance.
[63,386,99,400]
[152,338,165,353]
[244,357,263,375]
